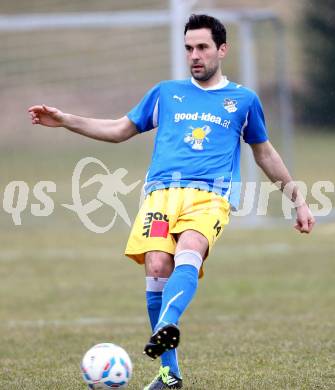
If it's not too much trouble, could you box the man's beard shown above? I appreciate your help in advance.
[191,64,218,82]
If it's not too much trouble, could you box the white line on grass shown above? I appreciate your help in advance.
[3,316,147,328]
[3,312,323,329]
[0,244,292,262]
[0,248,116,262]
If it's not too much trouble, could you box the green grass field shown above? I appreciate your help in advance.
[0,225,334,389]
[0,130,334,389]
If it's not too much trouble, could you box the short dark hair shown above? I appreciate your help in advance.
[184,14,227,48]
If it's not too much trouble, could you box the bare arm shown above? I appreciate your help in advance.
[250,141,315,233]
[28,105,138,143]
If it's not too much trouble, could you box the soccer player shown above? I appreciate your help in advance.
[29,14,315,390]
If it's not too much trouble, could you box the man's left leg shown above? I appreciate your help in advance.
[144,230,208,359]
[144,251,183,389]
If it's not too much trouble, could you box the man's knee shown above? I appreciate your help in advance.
[145,251,174,278]
[175,230,208,258]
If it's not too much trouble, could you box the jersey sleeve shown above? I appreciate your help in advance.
[127,83,160,133]
[242,93,269,144]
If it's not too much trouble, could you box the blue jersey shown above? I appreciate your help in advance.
[127,78,268,210]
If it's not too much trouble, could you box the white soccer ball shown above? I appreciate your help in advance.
[80,343,132,389]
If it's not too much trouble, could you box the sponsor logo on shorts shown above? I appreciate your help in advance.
[143,212,169,238]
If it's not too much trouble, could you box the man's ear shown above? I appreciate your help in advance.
[218,43,229,59]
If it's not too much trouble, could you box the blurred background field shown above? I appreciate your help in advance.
[0,0,334,389]
[0,0,321,148]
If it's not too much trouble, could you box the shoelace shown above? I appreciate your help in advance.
[160,366,177,385]
[146,366,169,388]
[159,366,171,383]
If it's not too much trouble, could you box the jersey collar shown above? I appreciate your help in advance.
[191,75,229,91]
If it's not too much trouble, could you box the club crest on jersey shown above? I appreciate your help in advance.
[223,98,238,113]
[184,125,211,151]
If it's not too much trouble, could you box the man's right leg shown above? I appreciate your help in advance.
[145,250,173,335]
[144,251,182,388]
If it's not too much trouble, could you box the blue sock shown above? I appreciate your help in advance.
[155,264,199,331]
[146,284,181,378]
[146,291,162,331]
[161,347,181,379]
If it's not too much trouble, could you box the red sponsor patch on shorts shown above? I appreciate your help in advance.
[150,220,169,238]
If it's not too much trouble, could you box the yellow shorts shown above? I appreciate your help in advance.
[125,188,230,277]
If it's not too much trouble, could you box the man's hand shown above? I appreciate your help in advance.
[28,105,138,143]
[295,204,315,234]
[28,105,66,127]
[250,142,316,235]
